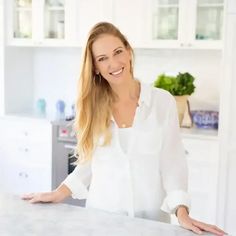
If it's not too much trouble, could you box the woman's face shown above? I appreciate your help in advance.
[92,34,132,86]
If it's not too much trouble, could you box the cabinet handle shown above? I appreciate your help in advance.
[18,172,28,178]
[185,149,189,155]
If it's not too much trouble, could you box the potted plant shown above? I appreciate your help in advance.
[154,72,196,126]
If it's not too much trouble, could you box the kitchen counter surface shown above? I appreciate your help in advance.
[0,193,212,236]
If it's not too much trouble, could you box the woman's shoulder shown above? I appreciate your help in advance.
[140,82,175,105]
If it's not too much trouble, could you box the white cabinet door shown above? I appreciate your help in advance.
[75,0,113,46]
[6,0,77,46]
[0,117,52,194]
[227,0,236,14]
[111,0,146,48]
[182,137,219,224]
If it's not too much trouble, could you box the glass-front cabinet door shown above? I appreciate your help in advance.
[152,0,179,41]
[44,0,65,39]
[13,0,32,39]
[195,0,224,41]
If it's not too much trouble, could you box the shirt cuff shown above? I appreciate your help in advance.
[160,190,191,214]
[63,176,89,200]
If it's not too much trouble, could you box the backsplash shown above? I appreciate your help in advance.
[33,47,222,118]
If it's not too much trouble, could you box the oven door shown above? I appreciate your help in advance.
[65,144,77,174]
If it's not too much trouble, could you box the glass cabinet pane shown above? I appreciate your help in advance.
[152,0,179,40]
[44,0,65,39]
[195,0,224,40]
[13,0,32,38]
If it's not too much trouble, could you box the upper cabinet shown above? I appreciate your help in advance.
[6,0,112,47]
[6,0,79,46]
[146,0,225,49]
[5,0,225,49]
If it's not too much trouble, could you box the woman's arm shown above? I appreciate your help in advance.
[21,184,72,203]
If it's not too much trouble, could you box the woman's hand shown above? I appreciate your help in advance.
[176,206,227,235]
[21,184,72,203]
[21,191,59,203]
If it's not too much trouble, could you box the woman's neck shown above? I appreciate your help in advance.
[111,79,140,103]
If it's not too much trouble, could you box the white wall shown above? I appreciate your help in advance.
[0,0,4,116]
[217,0,236,234]
[33,48,222,118]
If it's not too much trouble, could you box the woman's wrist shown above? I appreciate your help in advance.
[175,205,189,218]
[53,184,72,203]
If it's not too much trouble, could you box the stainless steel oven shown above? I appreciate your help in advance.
[52,120,85,206]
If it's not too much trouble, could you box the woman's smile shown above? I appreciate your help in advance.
[109,68,124,76]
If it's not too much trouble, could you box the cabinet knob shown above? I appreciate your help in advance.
[185,149,189,155]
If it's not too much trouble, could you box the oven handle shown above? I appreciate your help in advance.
[64,144,76,150]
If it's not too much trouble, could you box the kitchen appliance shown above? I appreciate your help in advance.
[52,120,85,206]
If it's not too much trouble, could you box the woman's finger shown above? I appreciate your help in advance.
[193,221,227,235]
[21,193,34,200]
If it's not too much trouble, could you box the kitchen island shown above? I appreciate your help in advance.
[0,193,210,236]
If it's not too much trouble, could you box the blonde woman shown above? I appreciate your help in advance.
[23,22,226,236]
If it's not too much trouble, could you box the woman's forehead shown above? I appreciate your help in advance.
[92,34,124,56]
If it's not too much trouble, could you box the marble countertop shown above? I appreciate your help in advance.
[0,193,213,236]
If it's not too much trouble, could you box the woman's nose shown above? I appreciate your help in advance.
[108,57,119,69]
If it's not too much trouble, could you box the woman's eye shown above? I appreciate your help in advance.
[98,57,107,62]
[115,49,123,55]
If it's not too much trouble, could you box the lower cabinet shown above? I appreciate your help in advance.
[183,136,219,225]
[0,116,52,195]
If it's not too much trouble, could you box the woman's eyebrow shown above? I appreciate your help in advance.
[95,46,124,59]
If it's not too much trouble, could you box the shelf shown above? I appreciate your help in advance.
[180,127,218,140]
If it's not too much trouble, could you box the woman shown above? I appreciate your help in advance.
[23,22,226,235]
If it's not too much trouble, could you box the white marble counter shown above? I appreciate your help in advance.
[0,193,213,236]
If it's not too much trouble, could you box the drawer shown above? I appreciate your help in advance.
[0,119,52,144]
[2,141,51,165]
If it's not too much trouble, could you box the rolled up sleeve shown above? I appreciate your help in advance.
[160,95,191,214]
[63,161,92,200]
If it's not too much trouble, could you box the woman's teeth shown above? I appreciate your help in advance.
[110,68,123,75]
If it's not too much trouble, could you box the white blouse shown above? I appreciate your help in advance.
[118,127,132,153]
[63,83,190,223]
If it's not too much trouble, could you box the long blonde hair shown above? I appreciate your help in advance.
[75,22,134,162]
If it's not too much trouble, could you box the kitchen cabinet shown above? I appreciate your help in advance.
[182,136,219,224]
[0,117,53,194]
[110,0,146,48]
[75,0,113,46]
[144,0,224,49]
[5,0,79,46]
[4,0,225,49]
[5,0,113,47]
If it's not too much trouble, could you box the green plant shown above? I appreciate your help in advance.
[154,72,196,96]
